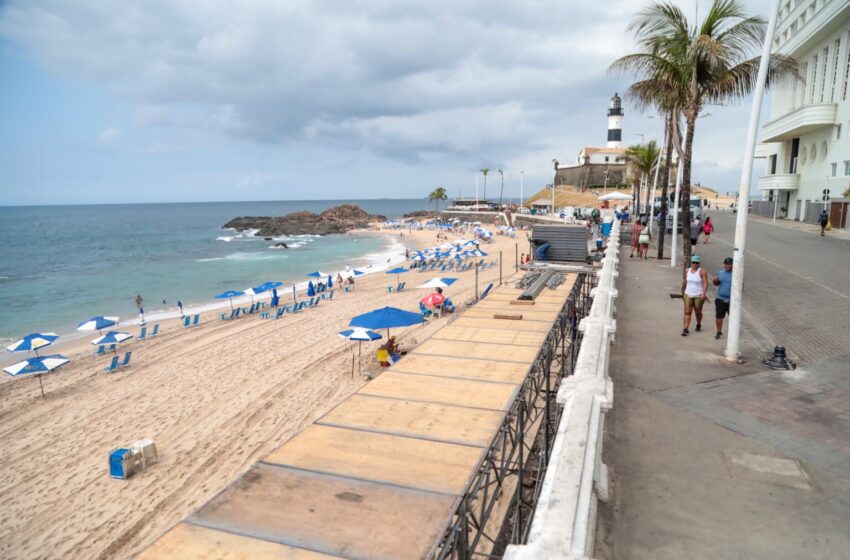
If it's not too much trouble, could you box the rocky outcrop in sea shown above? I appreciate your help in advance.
[223,204,386,236]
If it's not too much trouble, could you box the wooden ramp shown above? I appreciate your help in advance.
[140,274,577,560]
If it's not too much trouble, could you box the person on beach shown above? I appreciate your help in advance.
[819,209,829,236]
[712,257,733,340]
[681,255,708,336]
[177,300,184,317]
[638,218,651,259]
[135,294,145,324]
[702,216,713,244]
[689,217,701,247]
[629,219,642,258]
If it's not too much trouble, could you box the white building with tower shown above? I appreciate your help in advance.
[757,0,850,227]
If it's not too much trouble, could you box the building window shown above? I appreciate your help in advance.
[811,143,817,161]
[837,124,843,139]
[843,32,850,101]
[604,156,609,162]
[821,140,828,160]
[819,46,828,103]
[810,54,818,103]
[798,62,808,107]
[844,160,850,176]
[830,39,841,101]
[831,162,837,177]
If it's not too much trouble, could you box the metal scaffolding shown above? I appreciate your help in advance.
[431,272,595,559]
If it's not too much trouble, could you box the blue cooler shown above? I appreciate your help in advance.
[601,222,612,237]
[109,448,132,479]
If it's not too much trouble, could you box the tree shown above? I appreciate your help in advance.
[480,168,489,202]
[625,141,661,216]
[498,169,504,208]
[427,186,448,215]
[611,0,794,261]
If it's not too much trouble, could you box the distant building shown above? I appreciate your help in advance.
[555,93,630,190]
[758,0,850,226]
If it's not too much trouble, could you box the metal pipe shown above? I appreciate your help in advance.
[726,0,779,361]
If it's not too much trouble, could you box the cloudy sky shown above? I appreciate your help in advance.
[0,0,773,205]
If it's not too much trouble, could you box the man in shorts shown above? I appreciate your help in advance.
[712,257,733,340]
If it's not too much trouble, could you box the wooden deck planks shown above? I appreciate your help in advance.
[449,316,553,332]
[190,464,456,560]
[265,424,483,495]
[360,371,519,410]
[461,307,559,322]
[318,394,505,447]
[411,338,540,363]
[432,326,547,347]
[137,522,344,560]
[390,354,529,384]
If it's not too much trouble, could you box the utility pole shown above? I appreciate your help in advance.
[726,0,779,362]
[670,123,687,269]
[520,171,524,208]
[552,159,559,215]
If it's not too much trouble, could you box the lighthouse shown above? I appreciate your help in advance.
[607,93,623,148]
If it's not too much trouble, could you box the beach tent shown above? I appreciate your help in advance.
[349,306,424,337]
[215,290,244,311]
[338,327,383,376]
[77,316,119,333]
[7,333,59,357]
[4,353,70,398]
[598,192,632,201]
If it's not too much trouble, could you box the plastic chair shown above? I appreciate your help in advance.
[119,351,132,368]
[104,356,119,372]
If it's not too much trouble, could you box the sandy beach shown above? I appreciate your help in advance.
[0,225,526,559]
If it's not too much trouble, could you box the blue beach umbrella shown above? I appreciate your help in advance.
[7,332,59,357]
[4,353,70,398]
[384,266,408,283]
[339,327,383,377]
[90,331,133,347]
[349,306,425,337]
[307,281,316,297]
[328,275,334,289]
[416,278,458,289]
[306,271,324,278]
[215,290,244,311]
[77,316,119,333]
[352,269,366,276]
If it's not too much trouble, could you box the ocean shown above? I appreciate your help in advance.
[0,199,430,345]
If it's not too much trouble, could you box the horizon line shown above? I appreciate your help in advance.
[0,197,431,209]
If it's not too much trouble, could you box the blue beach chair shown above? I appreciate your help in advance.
[181,316,191,328]
[396,282,406,292]
[139,326,147,341]
[119,351,132,368]
[192,314,200,326]
[94,345,106,355]
[151,324,159,336]
[479,283,493,300]
[104,356,119,372]
[419,302,432,318]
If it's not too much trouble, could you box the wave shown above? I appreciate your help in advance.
[196,257,225,262]
[216,236,234,242]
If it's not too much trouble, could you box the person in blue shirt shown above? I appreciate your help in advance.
[712,257,733,340]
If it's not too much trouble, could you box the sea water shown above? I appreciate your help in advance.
[0,199,429,344]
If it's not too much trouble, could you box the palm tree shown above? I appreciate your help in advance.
[611,0,794,260]
[498,169,504,208]
[625,141,661,216]
[427,186,448,215]
[480,168,489,203]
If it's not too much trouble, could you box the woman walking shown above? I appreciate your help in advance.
[630,218,642,258]
[681,255,708,336]
[702,216,713,244]
[638,218,651,259]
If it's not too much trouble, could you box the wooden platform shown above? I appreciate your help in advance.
[140,272,576,559]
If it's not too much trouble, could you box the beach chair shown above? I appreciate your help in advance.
[273,307,286,319]
[219,311,234,321]
[180,316,191,328]
[480,283,493,300]
[386,285,394,293]
[192,314,200,326]
[260,311,270,319]
[309,297,321,309]
[107,344,116,352]
[94,345,106,355]
[233,308,242,319]
[139,326,147,340]
[396,282,406,292]
[104,356,119,372]
[419,302,432,318]
[293,302,305,313]
[322,290,335,300]
[119,351,132,368]
[151,324,159,336]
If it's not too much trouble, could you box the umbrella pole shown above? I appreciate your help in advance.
[38,374,45,398]
[230,297,234,311]
[499,250,503,286]
[475,261,480,302]
[359,341,362,376]
[351,348,355,378]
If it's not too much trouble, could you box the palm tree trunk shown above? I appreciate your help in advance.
[657,114,673,259]
[681,110,697,262]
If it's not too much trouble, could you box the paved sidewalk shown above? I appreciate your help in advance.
[596,254,850,560]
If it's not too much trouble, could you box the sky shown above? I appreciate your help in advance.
[0,0,774,206]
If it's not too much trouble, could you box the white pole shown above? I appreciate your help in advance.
[475,172,479,205]
[772,189,778,221]
[650,153,661,218]
[670,127,686,268]
[520,171,524,208]
[726,0,779,362]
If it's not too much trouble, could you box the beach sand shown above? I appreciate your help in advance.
[0,225,528,559]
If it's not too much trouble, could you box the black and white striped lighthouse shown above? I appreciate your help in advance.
[607,93,623,148]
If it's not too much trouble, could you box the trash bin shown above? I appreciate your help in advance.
[109,448,133,479]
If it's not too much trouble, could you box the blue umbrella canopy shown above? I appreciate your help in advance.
[7,333,59,356]
[338,328,383,341]
[4,353,70,398]
[306,271,324,278]
[90,331,133,346]
[416,278,458,289]
[328,275,333,288]
[307,282,316,297]
[385,267,408,275]
[352,269,366,276]
[349,306,425,331]
[250,281,283,294]
[215,290,244,311]
[77,316,119,332]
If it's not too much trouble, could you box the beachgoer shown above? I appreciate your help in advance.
[630,220,642,258]
[177,300,184,317]
[819,209,829,236]
[377,344,391,367]
[689,218,701,247]
[336,273,344,288]
[712,257,733,340]
[386,336,400,361]
[520,253,526,266]
[405,248,410,260]
[638,218,651,259]
[135,294,145,324]
[345,264,351,273]
[681,255,708,336]
[702,216,713,244]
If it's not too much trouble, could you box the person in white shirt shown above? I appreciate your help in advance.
[680,255,708,336]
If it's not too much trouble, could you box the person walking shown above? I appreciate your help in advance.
[629,218,642,258]
[681,255,708,336]
[638,218,651,259]
[819,209,829,236]
[135,294,145,325]
[177,300,184,318]
[712,257,733,340]
[689,217,702,248]
[702,216,713,244]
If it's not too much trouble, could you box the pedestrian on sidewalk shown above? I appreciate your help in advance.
[681,255,708,336]
[689,217,702,247]
[819,209,829,236]
[712,257,733,340]
[702,216,713,244]
[630,219,642,258]
[638,218,651,259]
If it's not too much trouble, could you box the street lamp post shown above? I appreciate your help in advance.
[520,171,524,209]
[726,0,779,362]
[552,159,559,215]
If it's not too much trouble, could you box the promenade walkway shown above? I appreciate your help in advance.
[598,247,850,559]
[140,273,579,559]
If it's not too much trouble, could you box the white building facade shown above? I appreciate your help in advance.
[759,0,850,224]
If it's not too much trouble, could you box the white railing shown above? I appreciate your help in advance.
[503,220,620,560]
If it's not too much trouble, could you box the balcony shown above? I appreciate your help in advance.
[758,174,800,191]
[761,103,837,142]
